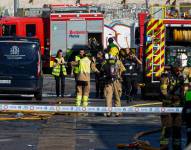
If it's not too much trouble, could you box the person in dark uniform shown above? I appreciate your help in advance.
[52,49,67,98]
[122,48,142,102]
[95,51,104,98]
[182,67,191,146]
[182,86,191,146]
[160,66,184,150]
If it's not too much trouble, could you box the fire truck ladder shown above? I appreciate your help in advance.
[151,26,163,83]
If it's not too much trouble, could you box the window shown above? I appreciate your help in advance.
[2,25,16,36]
[26,24,36,37]
[0,42,38,64]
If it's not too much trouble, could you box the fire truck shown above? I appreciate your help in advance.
[137,6,191,97]
[0,4,104,70]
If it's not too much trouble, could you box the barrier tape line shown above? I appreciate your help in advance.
[0,104,183,113]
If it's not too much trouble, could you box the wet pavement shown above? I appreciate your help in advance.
[0,75,186,150]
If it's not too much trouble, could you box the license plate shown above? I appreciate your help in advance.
[0,80,11,84]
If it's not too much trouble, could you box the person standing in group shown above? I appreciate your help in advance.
[101,53,126,117]
[95,51,105,98]
[52,49,67,98]
[107,37,119,52]
[182,86,191,147]
[73,50,85,95]
[160,66,184,150]
[182,66,191,146]
[71,50,99,107]
[122,48,142,102]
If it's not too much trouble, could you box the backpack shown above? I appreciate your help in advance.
[104,59,119,80]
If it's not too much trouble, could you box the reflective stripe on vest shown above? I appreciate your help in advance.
[79,57,91,74]
[52,58,67,76]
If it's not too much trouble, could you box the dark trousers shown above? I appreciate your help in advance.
[55,76,65,97]
[182,106,191,146]
[74,73,78,96]
[123,76,138,98]
[160,113,182,150]
[95,74,104,98]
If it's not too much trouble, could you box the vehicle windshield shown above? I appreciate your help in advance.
[0,42,39,65]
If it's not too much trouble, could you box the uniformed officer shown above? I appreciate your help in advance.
[73,50,85,96]
[52,49,67,98]
[122,48,142,102]
[182,85,191,146]
[160,65,184,150]
[95,51,104,98]
[71,50,99,107]
[101,53,126,117]
[182,64,191,146]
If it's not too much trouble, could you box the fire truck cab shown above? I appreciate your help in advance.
[0,17,45,55]
[0,4,104,69]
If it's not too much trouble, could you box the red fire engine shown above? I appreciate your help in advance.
[0,4,104,69]
[137,6,191,97]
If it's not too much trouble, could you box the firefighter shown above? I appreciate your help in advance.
[71,50,99,107]
[52,49,67,98]
[160,65,185,150]
[73,50,85,96]
[182,62,191,146]
[182,85,191,146]
[88,37,100,51]
[122,48,142,102]
[107,37,119,53]
[95,51,104,98]
[101,53,126,117]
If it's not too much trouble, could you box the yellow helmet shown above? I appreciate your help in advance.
[109,47,119,57]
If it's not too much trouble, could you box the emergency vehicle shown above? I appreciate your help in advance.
[137,5,191,97]
[0,4,104,69]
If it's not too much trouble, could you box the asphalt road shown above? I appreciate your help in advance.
[0,75,186,150]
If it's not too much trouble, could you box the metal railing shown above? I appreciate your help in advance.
[149,5,191,19]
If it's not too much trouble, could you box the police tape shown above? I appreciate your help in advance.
[0,104,183,113]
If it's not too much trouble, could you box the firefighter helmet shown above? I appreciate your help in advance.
[175,53,188,67]
[109,47,119,57]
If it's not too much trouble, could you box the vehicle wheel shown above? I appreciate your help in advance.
[34,90,42,101]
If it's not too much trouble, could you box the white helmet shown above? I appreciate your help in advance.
[177,53,188,67]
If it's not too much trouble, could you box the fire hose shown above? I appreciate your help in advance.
[173,29,191,42]
[117,128,160,150]
[0,112,54,121]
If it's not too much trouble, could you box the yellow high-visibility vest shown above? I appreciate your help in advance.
[52,58,67,76]
[73,55,81,74]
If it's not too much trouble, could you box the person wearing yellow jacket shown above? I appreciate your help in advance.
[71,50,99,107]
[52,49,67,98]
[73,50,85,96]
